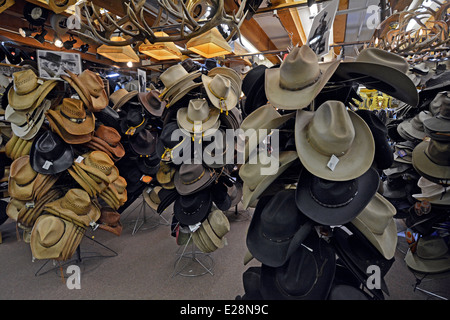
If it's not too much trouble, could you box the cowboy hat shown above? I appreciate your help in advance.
[119,103,148,137]
[76,150,119,184]
[397,111,432,141]
[45,110,94,145]
[6,99,51,140]
[143,186,162,211]
[295,100,375,181]
[246,190,315,268]
[199,209,230,249]
[85,125,125,161]
[295,167,380,226]
[61,69,108,112]
[8,155,39,201]
[405,236,450,274]
[265,45,340,110]
[128,129,158,157]
[423,91,450,141]
[176,99,220,135]
[412,138,450,185]
[413,176,450,205]
[44,188,101,228]
[211,181,231,211]
[97,207,123,236]
[202,74,238,114]
[159,63,202,101]
[17,189,62,229]
[239,150,299,209]
[174,163,216,196]
[30,214,84,260]
[259,231,336,300]
[350,192,397,260]
[173,188,212,226]
[109,88,138,111]
[333,47,419,107]
[30,130,73,175]
[8,69,58,111]
[138,90,166,117]
[48,0,76,14]
[137,153,160,176]
[47,98,95,136]
[208,66,242,98]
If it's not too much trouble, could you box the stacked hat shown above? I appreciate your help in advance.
[192,209,230,253]
[83,125,125,162]
[5,134,35,160]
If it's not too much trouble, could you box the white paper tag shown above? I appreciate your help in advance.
[146,187,153,194]
[37,79,44,85]
[25,201,35,209]
[75,156,84,163]
[42,160,53,170]
[189,222,201,232]
[327,154,339,171]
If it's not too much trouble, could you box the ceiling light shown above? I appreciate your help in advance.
[97,36,140,63]
[127,61,133,67]
[63,38,77,50]
[33,28,48,43]
[186,28,232,59]
[19,27,36,38]
[54,36,63,48]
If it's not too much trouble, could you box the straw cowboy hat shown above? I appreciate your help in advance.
[333,47,419,107]
[8,155,40,201]
[265,45,340,110]
[202,74,239,115]
[61,69,108,112]
[109,88,138,111]
[48,0,76,14]
[405,236,450,274]
[138,90,166,118]
[295,167,380,227]
[84,125,125,162]
[97,207,123,236]
[295,100,375,181]
[8,69,58,111]
[30,130,73,175]
[350,192,397,260]
[44,188,101,228]
[259,232,336,300]
[174,163,216,196]
[176,99,220,136]
[76,151,119,184]
[47,98,96,136]
[246,190,315,268]
[159,63,202,102]
[30,214,84,261]
[17,189,62,229]
[412,138,450,185]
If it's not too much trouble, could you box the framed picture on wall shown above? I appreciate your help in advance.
[37,50,82,79]
[307,0,339,58]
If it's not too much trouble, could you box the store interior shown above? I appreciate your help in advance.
[0,0,449,301]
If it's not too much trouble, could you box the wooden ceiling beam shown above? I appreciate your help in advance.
[271,0,307,47]
[332,0,349,55]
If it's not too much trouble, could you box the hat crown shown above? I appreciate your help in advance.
[60,98,87,120]
[126,106,145,126]
[160,64,189,88]
[145,90,164,110]
[310,176,359,208]
[207,74,231,99]
[78,70,104,97]
[279,46,321,91]
[110,88,130,106]
[99,207,121,225]
[187,99,210,122]
[179,164,206,184]
[207,209,230,237]
[260,190,304,241]
[85,151,114,175]
[425,139,450,166]
[356,48,409,74]
[307,101,355,157]
[10,156,38,185]
[112,176,127,193]
[35,130,66,161]
[37,215,65,248]
[95,125,121,145]
[61,188,91,215]
[355,193,395,235]
[13,69,39,95]
[417,237,449,260]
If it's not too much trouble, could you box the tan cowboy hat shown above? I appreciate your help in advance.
[77,151,119,184]
[6,99,51,139]
[97,207,123,236]
[202,74,238,114]
[156,161,176,185]
[110,88,138,111]
[30,214,83,261]
[412,138,450,185]
[47,98,95,136]
[48,0,76,14]
[6,197,26,221]
[44,188,101,228]
[405,236,450,274]
[201,209,230,249]
[239,150,299,209]
[8,155,39,201]
[159,63,202,100]
[84,125,125,161]
[143,186,162,211]
[176,99,220,134]
[240,104,295,162]
[350,192,397,260]
[295,100,375,181]
[45,110,94,145]
[18,189,62,229]
[8,69,58,111]
[61,69,108,112]
[208,66,242,98]
[265,45,340,110]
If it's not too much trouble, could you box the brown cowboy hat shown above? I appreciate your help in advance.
[47,98,95,136]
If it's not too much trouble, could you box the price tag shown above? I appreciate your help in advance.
[189,222,201,232]
[42,160,53,170]
[25,202,35,209]
[75,156,84,163]
[327,154,339,171]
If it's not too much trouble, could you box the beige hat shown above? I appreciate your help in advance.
[405,236,450,274]
[201,209,230,249]
[239,150,298,209]
[109,88,138,111]
[265,45,340,110]
[412,176,450,205]
[208,66,242,98]
[143,186,162,211]
[176,99,220,135]
[202,74,238,114]
[295,100,375,181]
[412,138,450,185]
[159,64,201,100]
[350,192,397,260]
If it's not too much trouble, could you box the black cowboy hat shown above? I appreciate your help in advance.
[211,181,231,211]
[136,153,160,176]
[129,129,158,157]
[119,104,148,137]
[246,189,314,268]
[94,105,121,132]
[173,188,212,226]
[30,130,74,175]
[295,167,380,226]
[157,188,179,214]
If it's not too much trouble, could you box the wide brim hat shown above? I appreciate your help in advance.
[259,232,336,300]
[240,151,299,209]
[265,55,340,110]
[110,88,138,111]
[397,111,432,141]
[165,82,202,108]
[173,188,212,226]
[8,78,58,111]
[30,130,74,175]
[295,167,380,226]
[201,209,230,249]
[138,91,166,117]
[295,106,375,181]
[47,101,96,136]
[333,48,419,107]
[160,68,202,100]
[350,192,398,260]
[6,100,51,139]
[412,139,450,185]
[242,65,269,117]
[405,237,450,274]
[45,111,94,144]
[176,105,220,134]
[143,186,162,211]
[208,66,242,97]
[174,164,216,196]
[202,74,239,113]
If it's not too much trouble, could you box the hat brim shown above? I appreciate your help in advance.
[8,80,58,111]
[176,107,220,134]
[30,138,74,175]
[161,70,201,99]
[44,196,101,228]
[334,62,419,107]
[405,249,450,274]
[350,192,398,260]
[113,91,139,111]
[265,60,340,110]
[45,111,93,144]
[202,74,238,112]
[412,140,450,184]
[174,166,216,196]
[173,191,212,225]
[295,109,375,181]
[295,167,380,226]
[138,92,165,117]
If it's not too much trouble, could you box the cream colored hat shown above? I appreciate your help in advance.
[202,74,238,114]
[159,64,201,100]
[176,98,220,135]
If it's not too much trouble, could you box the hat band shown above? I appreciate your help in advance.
[310,188,358,208]
[207,83,229,115]
[182,200,205,215]
[280,71,322,92]
[60,110,87,124]
[262,232,293,243]
[181,169,206,185]
[125,118,145,135]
